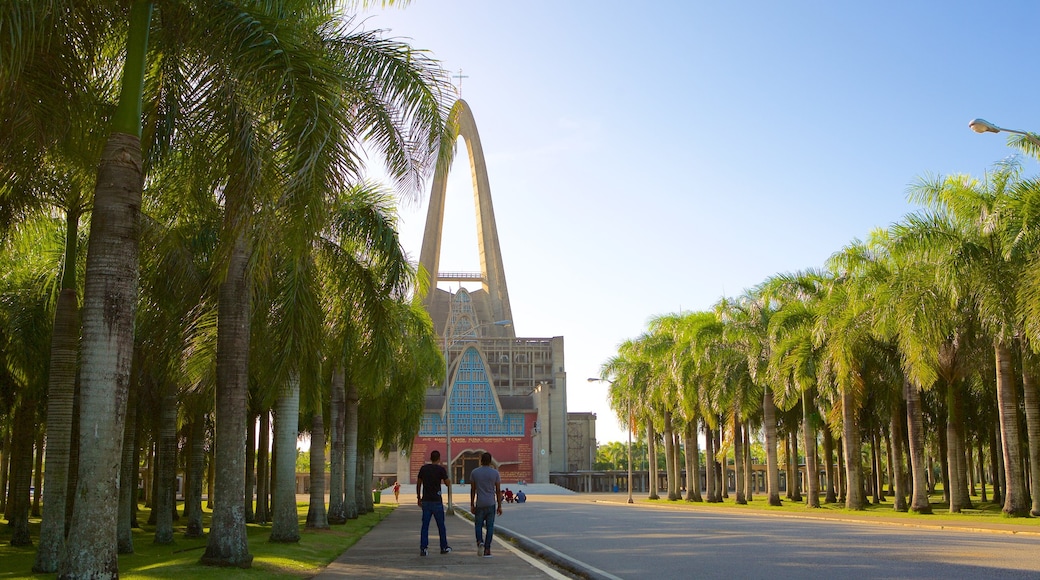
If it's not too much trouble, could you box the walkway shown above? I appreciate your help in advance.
[312,493,571,580]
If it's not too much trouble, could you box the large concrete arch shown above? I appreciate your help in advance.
[419,99,514,335]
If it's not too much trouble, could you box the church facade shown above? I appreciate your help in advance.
[383,99,584,486]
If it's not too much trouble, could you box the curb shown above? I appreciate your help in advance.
[452,508,620,580]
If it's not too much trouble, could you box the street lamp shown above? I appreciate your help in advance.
[969,118,1040,149]
[444,318,510,511]
[588,377,633,504]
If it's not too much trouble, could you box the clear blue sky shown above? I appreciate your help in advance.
[358,1,1040,445]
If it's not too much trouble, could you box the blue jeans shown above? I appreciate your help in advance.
[473,505,497,548]
[420,501,448,551]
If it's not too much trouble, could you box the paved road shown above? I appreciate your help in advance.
[496,495,1040,579]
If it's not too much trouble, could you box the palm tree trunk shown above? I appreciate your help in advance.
[889,393,907,512]
[685,421,701,501]
[784,434,794,499]
[803,389,820,508]
[364,450,377,513]
[202,228,254,567]
[905,378,931,512]
[306,406,329,529]
[0,430,9,514]
[154,393,177,544]
[355,450,372,514]
[207,445,215,510]
[58,2,152,574]
[184,412,206,538]
[967,442,976,497]
[977,436,988,503]
[255,410,270,523]
[884,429,894,494]
[663,411,677,500]
[328,367,346,523]
[116,385,137,554]
[732,406,746,505]
[270,377,301,543]
[790,431,802,502]
[870,428,882,504]
[990,423,1003,505]
[147,440,159,524]
[244,412,256,523]
[130,400,142,528]
[950,381,972,512]
[33,204,82,572]
[743,422,753,501]
[1019,346,1040,516]
[704,423,717,502]
[763,388,781,505]
[8,397,36,546]
[842,389,864,510]
[822,426,836,503]
[647,422,660,500]
[994,340,1029,516]
[344,378,360,518]
[32,431,43,519]
[716,423,727,500]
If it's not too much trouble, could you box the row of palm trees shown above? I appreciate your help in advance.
[1,2,456,577]
[601,154,1040,518]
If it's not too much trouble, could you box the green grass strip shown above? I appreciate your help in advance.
[0,501,392,578]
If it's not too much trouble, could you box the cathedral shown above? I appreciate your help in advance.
[379,99,593,486]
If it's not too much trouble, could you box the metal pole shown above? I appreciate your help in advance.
[628,399,634,503]
[444,334,453,512]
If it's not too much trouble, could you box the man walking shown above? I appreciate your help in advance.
[469,452,502,557]
[417,450,452,556]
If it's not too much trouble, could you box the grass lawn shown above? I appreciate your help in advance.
[0,501,392,579]
[644,489,1040,527]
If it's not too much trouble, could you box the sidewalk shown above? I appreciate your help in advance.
[312,501,568,579]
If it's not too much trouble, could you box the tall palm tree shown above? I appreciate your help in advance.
[764,270,832,508]
[0,218,59,547]
[999,172,1040,516]
[904,162,1031,515]
[318,183,422,519]
[603,338,654,499]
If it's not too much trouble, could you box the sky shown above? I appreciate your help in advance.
[355,1,1040,445]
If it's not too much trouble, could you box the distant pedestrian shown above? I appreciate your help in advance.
[469,452,502,557]
[516,489,526,503]
[417,450,452,556]
[393,481,401,502]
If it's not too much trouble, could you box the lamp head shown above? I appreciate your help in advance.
[969,118,1000,134]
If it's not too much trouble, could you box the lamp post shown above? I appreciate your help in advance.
[588,377,633,503]
[969,118,1040,149]
[444,318,510,511]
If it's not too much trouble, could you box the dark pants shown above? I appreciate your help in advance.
[420,501,448,550]
[473,505,497,548]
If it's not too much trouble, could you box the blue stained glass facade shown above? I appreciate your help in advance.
[420,346,525,437]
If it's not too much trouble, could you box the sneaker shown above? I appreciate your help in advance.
[477,542,483,556]
[440,547,452,554]
[420,547,428,557]
[483,550,492,558]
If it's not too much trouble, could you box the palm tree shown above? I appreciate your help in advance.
[0,218,63,547]
[58,3,154,571]
[999,171,1040,516]
[904,162,1031,515]
[603,338,654,499]
[764,270,832,508]
[318,183,423,519]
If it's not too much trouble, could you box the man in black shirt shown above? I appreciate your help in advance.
[416,450,452,556]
